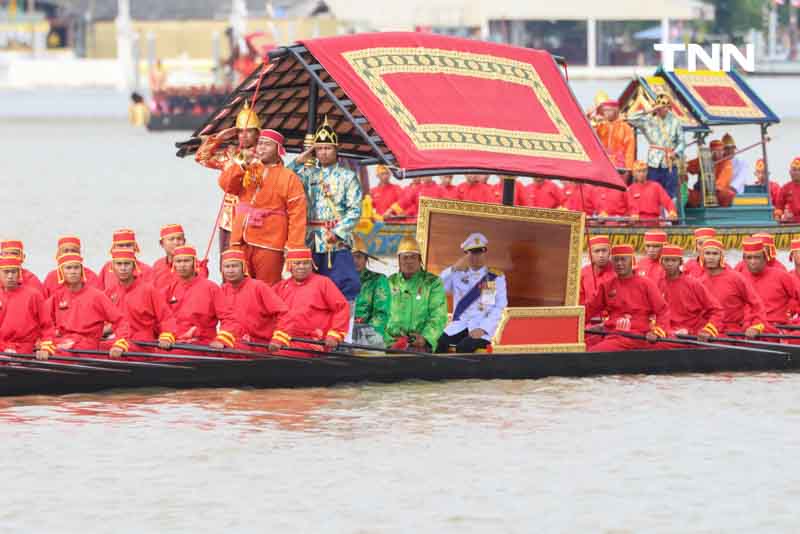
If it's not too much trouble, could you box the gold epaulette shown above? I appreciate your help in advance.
[489,267,504,276]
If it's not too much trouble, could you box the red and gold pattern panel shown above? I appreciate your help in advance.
[671,69,766,120]
[644,76,703,129]
[492,306,585,353]
[302,33,625,190]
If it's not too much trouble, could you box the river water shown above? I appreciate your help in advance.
[2,80,800,533]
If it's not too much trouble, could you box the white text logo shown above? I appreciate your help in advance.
[654,44,755,72]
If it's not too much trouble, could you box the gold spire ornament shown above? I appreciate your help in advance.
[235,101,262,130]
[313,115,338,146]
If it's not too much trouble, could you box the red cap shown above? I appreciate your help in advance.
[56,252,85,284]
[791,157,800,170]
[160,223,185,240]
[644,230,668,245]
[599,99,619,109]
[0,255,22,271]
[702,238,724,251]
[285,248,314,263]
[611,244,636,256]
[632,160,648,172]
[111,228,139,254]
[0,240,23,253]
[709,140,723,150]
[693,227,716,239]
[660,245,683,258]
[259,129,286,156]
[57,235,81,249]
[588,235,610,250]
[111,248,137,262]
[791,238,800,260]
[742,238,765,254]
[173,245,196,259]
[753,232,776,260]
[221,248,249,276]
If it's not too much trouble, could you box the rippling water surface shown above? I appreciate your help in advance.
[2,86,800,533]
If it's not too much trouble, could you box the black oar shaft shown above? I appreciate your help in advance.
[288,337,478,363]
[726,331,800,340]
[13,353,192,370]
[0,354,128,374]
[68,348,236,363]
[673,335,789,355]
[587,329,784,353]
[775,324,800,331]
[133,340,314,364]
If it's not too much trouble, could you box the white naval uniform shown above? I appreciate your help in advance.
[730,156,748,194]
[440,266,508,341]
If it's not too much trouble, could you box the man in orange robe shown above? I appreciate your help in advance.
[738,238,799,327]
[194,102,262,254]
[270,248,350,355]
[370,165,402,215]
[43,236,101,297]
[594,99,635,172]
[523,177,565,208]
[682,227,716,279]
[151,224,210,292]
[627,161,677,224]
[775,157,800,223]
[0,255,48,354]
[97,228,153,291]
[158,245,236,350]
[580,235,616,307]
[37,253,128,359]
[659,244,722,339]
[697,239,768,337]
[636,230,667,285]
[102,248,171,352]
[216,248,288,349]
[585,244,670,352]
[218,129,307,284]
[0,240,44,296]
[687,140,735,207]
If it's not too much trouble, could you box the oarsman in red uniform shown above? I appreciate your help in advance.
[791,238,800,294]
[734,233,786,273]
[394,177,444,217]
[151,224,210,293]
[491,176,527,206]
[0,240,44,296]
[636,230,667,284]
[43,236,100,297]
[158,245,235,350]
[627,161,677,224]
[523,177,565,209]
[738,238,799,327]
[102,248,171,352]
[682,227,716,278]
[384,178,421,219]
[775,157,800,223]
[0,255,47,354]
[590,185,628,221]
[659,244,722,340]
[457,174,494,203]
[579,235,615,306]
[698,238,768,338]
[370,165,402,215]
[97,229,153,291]
[438,175,459,200]
[218,128,308,284]
[269,248,349,355]
[585,244,670,351]
[215,248,288,349]
[753,159,780,210]
[563,182,595,215]
[36,253,128,359]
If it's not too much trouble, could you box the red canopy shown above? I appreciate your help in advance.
[301,33,625,190]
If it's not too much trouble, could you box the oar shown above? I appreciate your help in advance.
[132,340,316,364]
[0,354,127,374]
[587,329,785,353]
[775,324,800,331]
[726,331,800,340]
[0,365,83,375]
[673,334,791,355]
[14,352,193,370]
[676,334,794,351]
[68,348,242,363]
[242,341,384,365]
[286,338,479,363]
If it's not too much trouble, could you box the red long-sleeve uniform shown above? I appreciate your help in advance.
[398,181,444,217]
[0,285,46,354]
[775,181,800,222]
[218,277,288,346]
[272,273,349,355]
[734,258,787,273]
[161,276,232,346]
[628,181,677,220]
[661,274,723,336]
[457,182,495,203]
[43,267,101,298]
[523,181,565,209]
[563,183,595,214]
[21,268,45,296]
[105,276,170,344]
[579,262,615,306]
[151,257,209,294]
[682,257,703,278]
[739,266,799,325]
[41,284,126,353]
[636,256,666,285]
[491,180,527,206]
[97,259,154,291]
[699,269,768,332]
[370,183,402,215]
[585,274,670,352]
[439,184,459,200]
[591,187,628,217]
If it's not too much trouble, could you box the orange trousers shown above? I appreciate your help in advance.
[243,245,284,284]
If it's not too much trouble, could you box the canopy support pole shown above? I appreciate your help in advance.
[305,77,318,159]
[502,176,516,206]
[761,124,771,202]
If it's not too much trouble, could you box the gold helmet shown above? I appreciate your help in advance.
[352,234,368,255]
[397,236,422,256]
[235,101,261,130]
[593,90,610,107]
[313,115,338,146]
